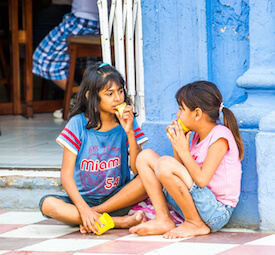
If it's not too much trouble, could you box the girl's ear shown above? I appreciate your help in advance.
[194,107,202,121]
[85,91,89,99]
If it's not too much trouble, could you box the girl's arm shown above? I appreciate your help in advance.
[172,145,184,164]
[168,122,229,187]
[127,131,142,174]
[60,147,102,233]
[116,105,141,174]
[178,138,229,187]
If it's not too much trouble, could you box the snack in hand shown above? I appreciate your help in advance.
[116,102,126,117]
[167,118,189,136]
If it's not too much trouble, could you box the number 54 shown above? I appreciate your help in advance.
[105,177,120,189]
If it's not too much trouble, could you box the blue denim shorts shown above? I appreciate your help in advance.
[164,183,234,232]
[39,181,132,219]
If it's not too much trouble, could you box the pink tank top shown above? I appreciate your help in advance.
[190,125,242,207]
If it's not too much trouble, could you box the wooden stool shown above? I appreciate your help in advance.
[63,34,103,120]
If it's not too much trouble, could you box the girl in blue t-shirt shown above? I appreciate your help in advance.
[39,63,148,234]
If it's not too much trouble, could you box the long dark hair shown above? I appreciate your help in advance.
[176,81,244,160]
[69,63,132,130]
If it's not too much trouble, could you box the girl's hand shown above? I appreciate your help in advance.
[167,120,191,153]
[79,207,103,234]
[116,105,134,134]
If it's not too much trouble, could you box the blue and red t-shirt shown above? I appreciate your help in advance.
[56,113,148,199]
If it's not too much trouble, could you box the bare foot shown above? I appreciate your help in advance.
[80,224,87,234]
[129,218,176,236]
[163,220,210,239]
[114,210,147,229]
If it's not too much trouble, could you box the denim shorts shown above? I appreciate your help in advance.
[39,181,132,219]
[164,183,234,232]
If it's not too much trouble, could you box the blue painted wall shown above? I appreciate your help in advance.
[228,129,259,228]
[207,0,249,106]
[141,0,208,123]
[140,0,272,229]
[141,0,208,156]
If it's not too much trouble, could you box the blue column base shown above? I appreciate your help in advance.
[256,110,275,231]
[231,91,275,129]
[231,91,275,230]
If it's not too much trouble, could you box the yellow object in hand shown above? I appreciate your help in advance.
[167,118,189,136]
[116,102,126,117]
[95,213,115,235]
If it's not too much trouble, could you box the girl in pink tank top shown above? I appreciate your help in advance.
[129,81,244,239]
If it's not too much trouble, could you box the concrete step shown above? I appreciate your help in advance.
[0,169,66,210]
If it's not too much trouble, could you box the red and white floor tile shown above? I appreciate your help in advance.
[0,211,275,255]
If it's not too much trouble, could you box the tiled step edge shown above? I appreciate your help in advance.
[0,169,66,210]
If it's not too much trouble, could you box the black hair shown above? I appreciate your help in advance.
[69,62,132,130]
[176,81,244,160]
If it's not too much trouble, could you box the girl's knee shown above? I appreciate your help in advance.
[41,197,59,217]
[136,149,156,168]
[155,156,174,179]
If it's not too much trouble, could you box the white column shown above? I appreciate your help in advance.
[97,0,112,64]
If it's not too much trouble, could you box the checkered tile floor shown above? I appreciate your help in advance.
[0,211,275,255]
